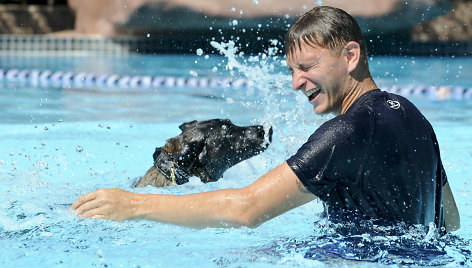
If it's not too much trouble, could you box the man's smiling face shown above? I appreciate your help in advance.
[287,43,349,115]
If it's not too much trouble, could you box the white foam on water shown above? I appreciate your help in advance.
[0,213,46,232]
[278,252,326,267]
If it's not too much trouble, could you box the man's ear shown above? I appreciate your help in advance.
[343,41,361,74]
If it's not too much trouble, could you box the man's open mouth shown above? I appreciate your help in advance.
[304,88,321,101]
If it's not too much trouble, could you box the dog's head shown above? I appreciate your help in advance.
[156,119,272,183]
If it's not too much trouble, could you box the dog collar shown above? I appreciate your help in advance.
[153,148,190,185]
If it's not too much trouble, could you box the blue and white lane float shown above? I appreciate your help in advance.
[1,68,471,99]
[0,68,253,89]
[383,84,472,100]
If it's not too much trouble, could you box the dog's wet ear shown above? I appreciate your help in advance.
[179,120,198,131]
[162,138,182,155]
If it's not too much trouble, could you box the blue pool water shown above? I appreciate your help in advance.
[1,44,472,267]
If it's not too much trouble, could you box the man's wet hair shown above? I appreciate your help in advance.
[285,6,370,73]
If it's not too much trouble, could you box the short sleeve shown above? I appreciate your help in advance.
[286,115,368,200]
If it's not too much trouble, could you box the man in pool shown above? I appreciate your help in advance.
[71,6,460,233]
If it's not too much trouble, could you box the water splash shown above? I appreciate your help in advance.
[210,40,325,159]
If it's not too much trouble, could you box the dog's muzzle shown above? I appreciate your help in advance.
[153,148,190,185]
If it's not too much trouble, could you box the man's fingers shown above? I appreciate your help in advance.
[74,198,103,217]
[79,207,106,219]
[70,190,101,210]
[92,214,108,220]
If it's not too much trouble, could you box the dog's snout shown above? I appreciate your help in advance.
[258,125,272,141]
[253,125,272,146]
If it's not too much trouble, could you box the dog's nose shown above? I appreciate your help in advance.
[257,125,272,143]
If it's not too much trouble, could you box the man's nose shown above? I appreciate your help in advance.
[292,71,306,91]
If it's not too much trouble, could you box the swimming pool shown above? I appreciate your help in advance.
[1,44,471,266]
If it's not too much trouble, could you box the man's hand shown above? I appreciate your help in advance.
[70,188,142,221]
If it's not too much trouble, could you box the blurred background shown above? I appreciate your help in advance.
[0,0,471,56]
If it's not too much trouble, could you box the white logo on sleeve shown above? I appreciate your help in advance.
[387,100,400,109]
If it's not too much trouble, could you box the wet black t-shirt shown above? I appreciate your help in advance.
[287,89,446,229]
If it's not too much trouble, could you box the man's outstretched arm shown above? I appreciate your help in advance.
[70,162,316,229]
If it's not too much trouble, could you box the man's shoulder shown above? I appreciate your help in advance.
[321,113,364,130]
[366,89,419,113]
[308,111,371,144]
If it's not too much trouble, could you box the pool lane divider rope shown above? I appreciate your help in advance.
[0,68,252,89]
[1,68,471,99]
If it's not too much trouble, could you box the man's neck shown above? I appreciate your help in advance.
[339,77,378,115]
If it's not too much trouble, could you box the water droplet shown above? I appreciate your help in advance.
[196,48,204,56]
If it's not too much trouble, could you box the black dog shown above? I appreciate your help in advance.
[134,119,272,187]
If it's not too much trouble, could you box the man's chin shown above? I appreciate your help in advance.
[313,105,328,115]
